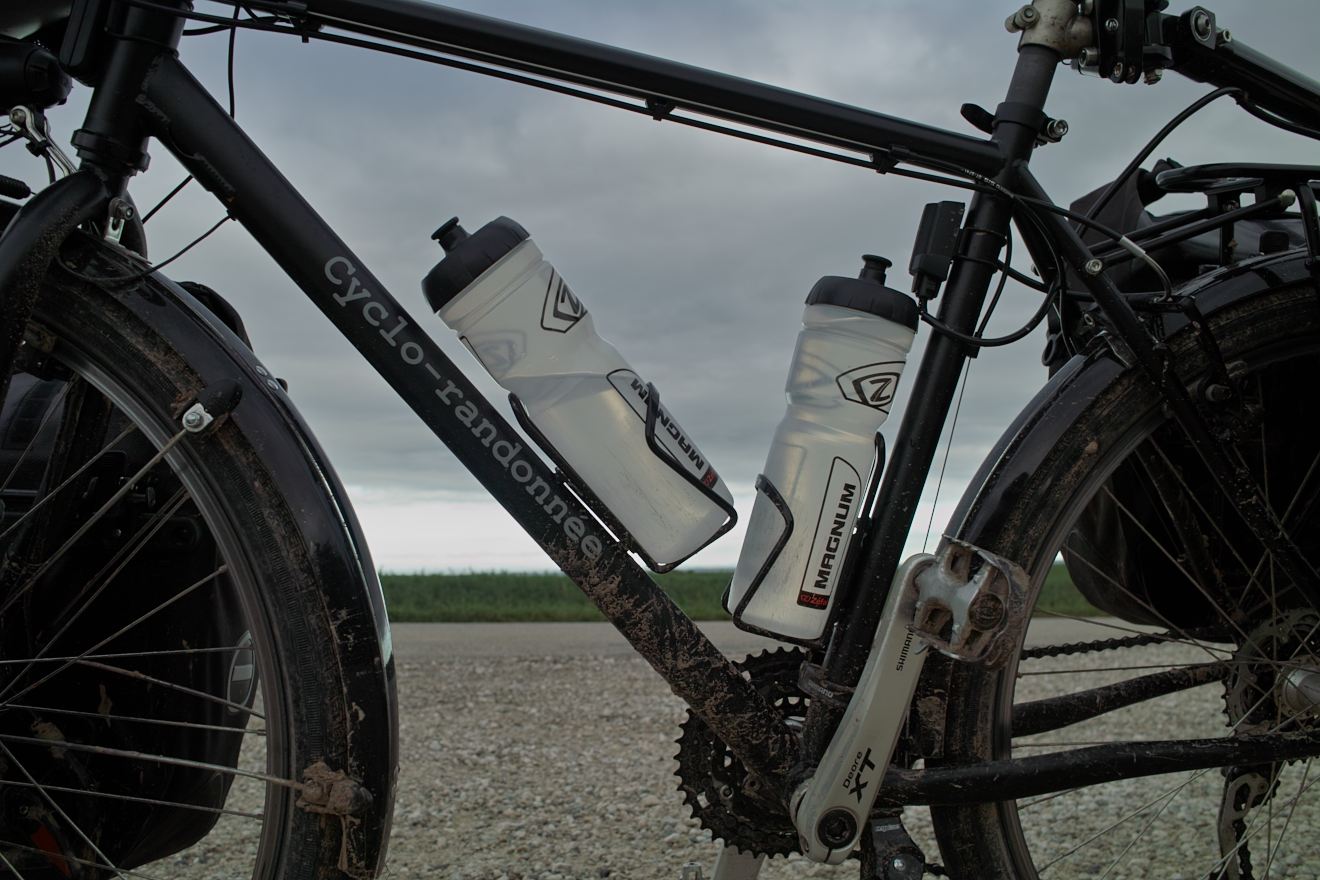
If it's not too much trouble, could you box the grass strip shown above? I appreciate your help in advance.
[381,564,1099,623]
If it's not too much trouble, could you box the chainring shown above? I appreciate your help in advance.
[675,647,808,858]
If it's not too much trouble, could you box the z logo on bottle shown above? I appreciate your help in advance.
[541,275,587,333]
[835,362,903,412]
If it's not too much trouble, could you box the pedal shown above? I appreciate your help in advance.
[912,539,1027,668]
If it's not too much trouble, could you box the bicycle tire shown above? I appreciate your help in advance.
[0,237,396,878]
[931,263,1320,879]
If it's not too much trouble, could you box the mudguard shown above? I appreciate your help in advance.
[0,191,399,873]
[946,247,1316,556]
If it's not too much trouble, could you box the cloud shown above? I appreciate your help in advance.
[5,0,1315,569]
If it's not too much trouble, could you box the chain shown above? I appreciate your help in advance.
[1236,813,1255,880]
[1020,632,1168,660]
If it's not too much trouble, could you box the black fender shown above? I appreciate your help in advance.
[911,249,1317,748]
[111,253,400,872]
[946,248,1316,552]
[2,192,398,871]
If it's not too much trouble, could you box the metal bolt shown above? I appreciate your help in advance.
[1219,28,1232,44]
[817,809,858,848]
[1078,47,1100,69]
[1192,9,1213,41]
[1104,17,1119,32]
[968,593,1005,630]
[1045,118,1069,141]
[1020,5,1039,22]
[887,855,922,880]
[1084,258,1104,276]
[1204,383,1233,403]
[182,410,205,429]
[1144,68,1164,85]
[1111,61,1125,79]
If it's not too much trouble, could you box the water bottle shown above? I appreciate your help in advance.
[726,256,917,642]
[422,216,735,571]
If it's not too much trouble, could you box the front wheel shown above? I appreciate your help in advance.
[933,273,1320,878]
[0,242,396,877]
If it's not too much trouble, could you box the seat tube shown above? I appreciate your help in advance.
[801,44,1064,762]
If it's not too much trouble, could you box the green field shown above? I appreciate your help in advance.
[380,563,1096,622]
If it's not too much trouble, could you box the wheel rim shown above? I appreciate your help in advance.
[987,336,1320,879]
[0,336,294,877]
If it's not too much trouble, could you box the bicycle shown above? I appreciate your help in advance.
[1,0,1319,877]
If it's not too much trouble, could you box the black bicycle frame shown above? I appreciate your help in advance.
[26,0,1320,808]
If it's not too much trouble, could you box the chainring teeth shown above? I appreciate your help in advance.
[674,647,808,858]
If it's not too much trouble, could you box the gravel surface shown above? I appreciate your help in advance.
[375,624,1320,880]
[134,622,1320,879]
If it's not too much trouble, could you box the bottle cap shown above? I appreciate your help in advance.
[422,215,530,313]
[804,255,919,330]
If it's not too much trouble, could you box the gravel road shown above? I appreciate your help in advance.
[376,621,1320,880]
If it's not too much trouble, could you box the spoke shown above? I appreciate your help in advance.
[1206,767,1320,879]
[0,777,265,820]
[0,851,19,880]
[1020,662,1232,675]
[73,658,264,719]
[1047,551,1232,665]
[0,381,72,495]
[1262,760,1312,877]
[1018,787,1080,812]
[0,731,304,791]
[1102,486,1256,647]
[1021,658,1317,676]
[2,488,191,697]
[1035,765,1212,874]
[4,702,266,736]
[1097,767,1187,880]
[0,645,249,667]
[0,428,188,621]
[1026,676,1320,875]
[1237,444,1320,608]
[1015,740,1172,747]
[0,566,231,710]
[0,739,129,879]
[1145,438,1276,605]
[0,839,169,880]
[0,423,137,544]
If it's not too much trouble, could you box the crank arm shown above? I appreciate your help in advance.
[789,554,932,864]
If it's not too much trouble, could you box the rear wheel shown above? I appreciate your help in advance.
[934,278,1320,879]
[1,259,382,877]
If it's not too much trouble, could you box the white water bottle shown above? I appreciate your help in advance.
[422,216,735,571]
[726,256,917,643]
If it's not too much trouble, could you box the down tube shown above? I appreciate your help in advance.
[138,54,799,784]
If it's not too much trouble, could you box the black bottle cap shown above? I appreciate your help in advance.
[804,255,919,330]
[422,215,530,313]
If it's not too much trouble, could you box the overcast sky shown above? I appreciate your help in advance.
[6,1,1317,571]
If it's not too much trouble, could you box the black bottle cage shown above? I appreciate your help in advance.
[722,432,887,650]
[507,381,737,574]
